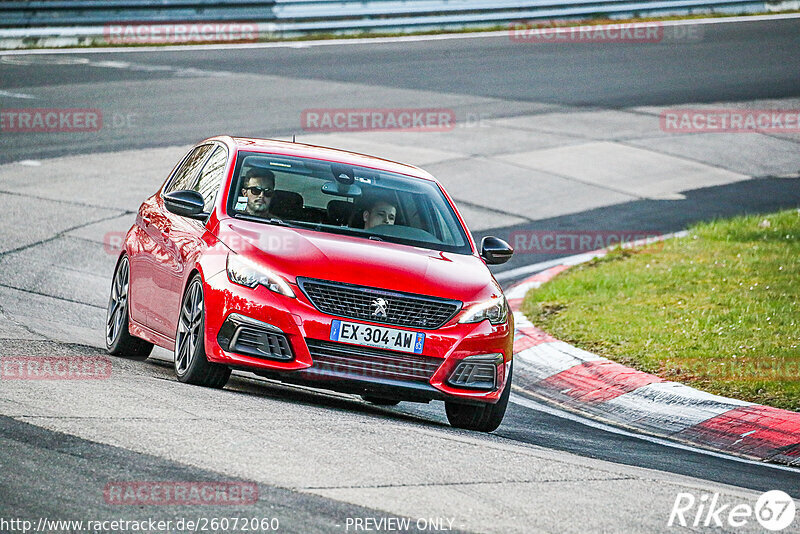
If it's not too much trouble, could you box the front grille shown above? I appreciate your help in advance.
[298,278,461,330]
[305,339,444,383]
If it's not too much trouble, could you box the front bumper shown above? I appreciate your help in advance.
[202,271,513,404]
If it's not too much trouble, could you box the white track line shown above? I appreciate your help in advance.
[496,253,601,282]
[1,14,799,55]
[510,392,800,473]
[0,89,35,99]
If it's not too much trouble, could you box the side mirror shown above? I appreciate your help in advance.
[480,236,514,265]
[164,190,207,219]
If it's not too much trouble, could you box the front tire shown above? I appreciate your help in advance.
[445,362,512,432]
[174,274,230,388]
[106,255,153,360]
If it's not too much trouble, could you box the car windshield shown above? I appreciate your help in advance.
[227,151,472,254]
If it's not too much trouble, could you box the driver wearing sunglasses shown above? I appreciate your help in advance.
[240,168,275,217]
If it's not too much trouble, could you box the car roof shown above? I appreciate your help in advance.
[215,136,438,183]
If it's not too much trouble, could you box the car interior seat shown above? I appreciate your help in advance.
[326,200,355,226]
[270,190,303,220]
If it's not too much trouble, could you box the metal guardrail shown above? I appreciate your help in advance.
[0,0,773,41]
[274,0,768,32]
[0,1,276,27]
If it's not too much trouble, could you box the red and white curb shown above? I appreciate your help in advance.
[504,237,800,466]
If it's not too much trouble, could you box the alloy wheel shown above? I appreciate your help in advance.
[175,279,203,375]
[106,257,129,346]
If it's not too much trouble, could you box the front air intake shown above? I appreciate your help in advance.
[217,313,294,361]
[447,354,501,391]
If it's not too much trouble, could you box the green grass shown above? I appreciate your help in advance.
[523,209,800,411]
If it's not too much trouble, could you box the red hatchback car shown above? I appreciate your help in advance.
[106,136,515,431]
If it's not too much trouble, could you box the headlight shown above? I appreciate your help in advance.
[226,253,295,298]
[459,297,508,325]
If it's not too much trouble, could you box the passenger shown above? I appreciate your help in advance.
[240,168,275,217]
[362,199,397,230]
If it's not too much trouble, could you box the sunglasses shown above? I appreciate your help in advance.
[245,186,274,197]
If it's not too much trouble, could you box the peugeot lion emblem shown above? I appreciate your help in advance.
[371,298,388,319]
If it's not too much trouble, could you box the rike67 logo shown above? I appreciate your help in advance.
[668,490,796,531]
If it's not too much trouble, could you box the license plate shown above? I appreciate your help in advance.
[329,320,425,354]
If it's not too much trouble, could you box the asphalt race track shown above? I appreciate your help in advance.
[1,16,799,533]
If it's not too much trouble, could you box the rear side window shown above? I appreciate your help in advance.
[165,144,214,194]
[195,146,228,212]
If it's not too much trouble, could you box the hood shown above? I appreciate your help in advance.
[218,219,498,303]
